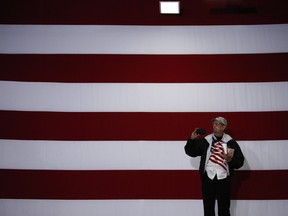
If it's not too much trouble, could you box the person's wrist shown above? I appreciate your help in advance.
[190,134,197,139]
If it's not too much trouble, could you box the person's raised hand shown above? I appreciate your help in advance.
[190,128,200,139]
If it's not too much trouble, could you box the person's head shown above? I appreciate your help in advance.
[211,117,227,136]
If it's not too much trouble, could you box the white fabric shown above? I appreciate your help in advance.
[0,81,287,112]
[1,199,288,216]
[206,142,228,180]
[1,139,287,170]
[205,134,232,179]
[0,24,288,54]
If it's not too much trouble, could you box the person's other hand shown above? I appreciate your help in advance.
[224,151,233,162]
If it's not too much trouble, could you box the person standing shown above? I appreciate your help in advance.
[184,117,244,216]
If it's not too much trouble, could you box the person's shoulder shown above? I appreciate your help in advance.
[204,133,213,142]
[223,133,233,141]
[226,135,240,147]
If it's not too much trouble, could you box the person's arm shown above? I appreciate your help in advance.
[184,129,203,157]
[227,140,244,169]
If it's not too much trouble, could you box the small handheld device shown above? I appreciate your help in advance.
[196,128,206,135]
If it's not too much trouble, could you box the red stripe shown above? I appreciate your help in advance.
[1,0,288,25]
[0,169,287,200]
[209,158,227,171]
[0,111,287,141]
[1,54,288,83]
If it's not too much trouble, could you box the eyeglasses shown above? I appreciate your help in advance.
[212,122,224,126]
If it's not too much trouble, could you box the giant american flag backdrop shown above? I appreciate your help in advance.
[0,0,288,215]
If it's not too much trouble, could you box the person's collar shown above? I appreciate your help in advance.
[213,133,224,140]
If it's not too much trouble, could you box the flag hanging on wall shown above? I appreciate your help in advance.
[1,0,288,215]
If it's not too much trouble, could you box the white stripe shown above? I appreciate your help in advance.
[0,24,288,54]
[210,155,224,162]
[0,81,287,112]
[1,199,288,216]
[0,140,287,170]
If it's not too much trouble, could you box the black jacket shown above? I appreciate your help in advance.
[185,134,244,176]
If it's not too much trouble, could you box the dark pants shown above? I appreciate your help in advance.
[201,172,231,216]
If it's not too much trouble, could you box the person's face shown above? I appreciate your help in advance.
[212,121,226,135]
